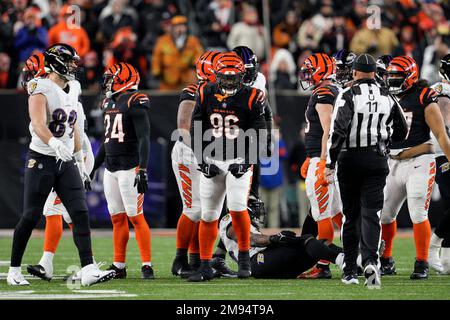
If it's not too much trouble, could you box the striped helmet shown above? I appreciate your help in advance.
[22,52,46,89]
[213,52,245,96]
[195,51,221,83]
[102,62,140,98]
[386,56,419,94]
[299,53,335,90]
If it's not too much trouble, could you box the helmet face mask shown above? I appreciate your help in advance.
[299,53,334,90]
[375,55,393,85]
[439,54,450,82]
[386,70,408,94]
[216,71,244,96]
[333,50,356,86]
[298,64,318,90]
[386,56,419,95]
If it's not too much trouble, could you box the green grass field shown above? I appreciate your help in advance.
[0,232,449,300]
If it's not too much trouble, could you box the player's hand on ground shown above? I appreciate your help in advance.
[198,163,221,178]
[134,169,148,194]
[300,157,310,179]
[48,137,73,162]
[228,163,251,178]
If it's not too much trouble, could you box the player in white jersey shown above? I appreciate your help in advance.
[428,54,450,274]
[7,44,114,287]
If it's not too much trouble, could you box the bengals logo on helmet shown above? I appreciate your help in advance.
[196,51,221,83]
[22,52,46,90]
[299,53,335,90]
[386,55,419,94]
[103,62,140,98]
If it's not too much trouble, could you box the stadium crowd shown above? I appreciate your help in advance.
[1,0,449,91]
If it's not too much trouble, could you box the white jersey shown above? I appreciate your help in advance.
[219,213,265,262]
[28,78,81,157]
[251,72,267,93]
[430,81,450,157]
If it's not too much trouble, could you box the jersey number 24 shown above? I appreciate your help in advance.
[104,113,125,143]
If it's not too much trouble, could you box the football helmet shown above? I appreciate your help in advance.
[333,49,356,86]
[299,53,335,90]
[43,43,81,81]
[439,53,450,82]
[195,50,221,83]
[213,52,245,96]
[375,54,393,85]
[102,62,140,98]
[21,52,47,90]
[232,46,259,86]
[386,56,419,94]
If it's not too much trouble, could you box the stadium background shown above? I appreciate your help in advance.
[0,0,449,229]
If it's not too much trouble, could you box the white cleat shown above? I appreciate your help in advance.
[364,264,381,289]
[81,263,115,287]
[428,234,444,273]
[7,271,30,286]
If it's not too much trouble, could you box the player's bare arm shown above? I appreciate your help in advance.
[317,103,333,160]
[28,93,53,145]
[177,100,195,147]
[426,102,450,160]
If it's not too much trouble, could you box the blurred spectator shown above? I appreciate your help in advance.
[0,53,12,88]
[48,5,90,57]
[297,19,321,52]
[272,9,299,51]
[421,34,450,84]
[152,15,203,91]
[269,48,297,90]
[349,20,399,57]
[227,4,265,60]
[14,7,47,63]
[99,0,136,42]
[40,0,61,29]
[392,25,424,68]
[310,0,334,36]
[197,0,234,50]
[320,12,351,54]
[78,50,102,90]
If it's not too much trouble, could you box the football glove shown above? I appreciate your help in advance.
[134,169,148,194]
[48,137,73,162]
[315,159,328,187]
[228,163,251,178]
[198,163,221,178]
[74,151,91,191]
[269,230,299,247]
[300,157,310,179]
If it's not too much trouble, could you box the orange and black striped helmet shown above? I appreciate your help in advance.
[22,52,46,89]
[299,53,335,90]
[213,52,245,96]
[196,51,221,83]
[102,62,140,98]
[386,55,419,94]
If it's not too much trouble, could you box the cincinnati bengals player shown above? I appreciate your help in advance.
[90,62,154,280]
[297,53,343,279]
[381,56,450,279]
[188,52,266,282]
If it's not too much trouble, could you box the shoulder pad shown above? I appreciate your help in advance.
[68,80,82,96]
[27,78,53,96]
[419,87,438,107]
[313,85,337,104]
[252,72,267,92]
[179,83,199,102]
[431,82,450,98]
[126,92,150,110]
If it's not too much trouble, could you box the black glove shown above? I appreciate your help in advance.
[134,169,148,194]
[269,230,299,247]
[228,163,251,178]
[198,163,221,178]
[84,179,92,191]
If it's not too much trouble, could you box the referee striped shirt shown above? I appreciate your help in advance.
[327,78,408,168]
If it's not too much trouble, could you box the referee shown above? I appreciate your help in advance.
[323,54,408,288]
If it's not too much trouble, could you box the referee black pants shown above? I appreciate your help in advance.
[337,149,389,272]
[434,156,450,247]
[10,150,93,267]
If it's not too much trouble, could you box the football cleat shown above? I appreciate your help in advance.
[81,264,115,287]
[172,257,193,278]
[364,264,381,289]
[298,264,332,279]
[410,260,429,280]
[27,264,52,281]
[7,271,30,286]
[237,252,252,279]
[141,265,155,280]
[341,271,359,285]
[189,253,201,271]
[428,235,444,273]
[187,264,215,282]
[106,264,127,279]
[380,256,397,276]
[211,256,238,278]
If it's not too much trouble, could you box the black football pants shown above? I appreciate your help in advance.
[434,156,450,247]
[10,150,93,267]
[337,149,389,272]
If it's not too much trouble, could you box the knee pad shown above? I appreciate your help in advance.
[183,208,201,222]
[380,211,396,225]
[201,210,220,222]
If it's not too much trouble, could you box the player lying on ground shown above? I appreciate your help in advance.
[90,62,154,280]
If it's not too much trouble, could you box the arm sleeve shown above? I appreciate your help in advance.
[92,142,105,174]
[129,107,151,170]
[326,91,354,169]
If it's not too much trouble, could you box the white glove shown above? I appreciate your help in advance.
[74,150,92,191]
[48,137,73,162]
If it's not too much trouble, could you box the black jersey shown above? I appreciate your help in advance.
[102,91,150,171]
[305,84,340,157]
[191,82,266,162]
[179,83,198,103]
[390,85,438,150]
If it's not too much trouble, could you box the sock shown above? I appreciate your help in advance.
[317,218,334,242]
[113,262,126,269]
[129,214,152,264]
[335,253,345,270]
[9,266,21,274]
[381,221,397,258]
[430,233,443,248]
[189,222,200,254]
[199,219,219,260]
[39,251,54,266]
[176,214,196,250]
[43,215,63,253]
[111,212,129,263]
[142,262,152,267]
[332,212,343,230]
[413,219,431,262]
[230,210,251,252]
[189,253,200,269]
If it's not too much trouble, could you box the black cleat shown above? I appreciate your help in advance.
[172,257,193,278]
[341,271,359,285]
[189,253,201,271]
[380,257,396,276]
[27,264,52,281]
[211,257,238,278]
[141,265,155,280]
[187,264,215,282]
[237,251,252,279]
[107,264,127,279]
[410,260,429,280]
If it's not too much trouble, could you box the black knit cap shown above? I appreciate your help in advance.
[352,53,376,72]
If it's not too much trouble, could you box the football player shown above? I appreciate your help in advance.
[188,52,267,281]
[297,53,343,279]
[7,44,114,286]
[90,63,154,280]
[381,56,450,279]
[428,53,450,274]
[333,49,357,88]
[375,55,393,88]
